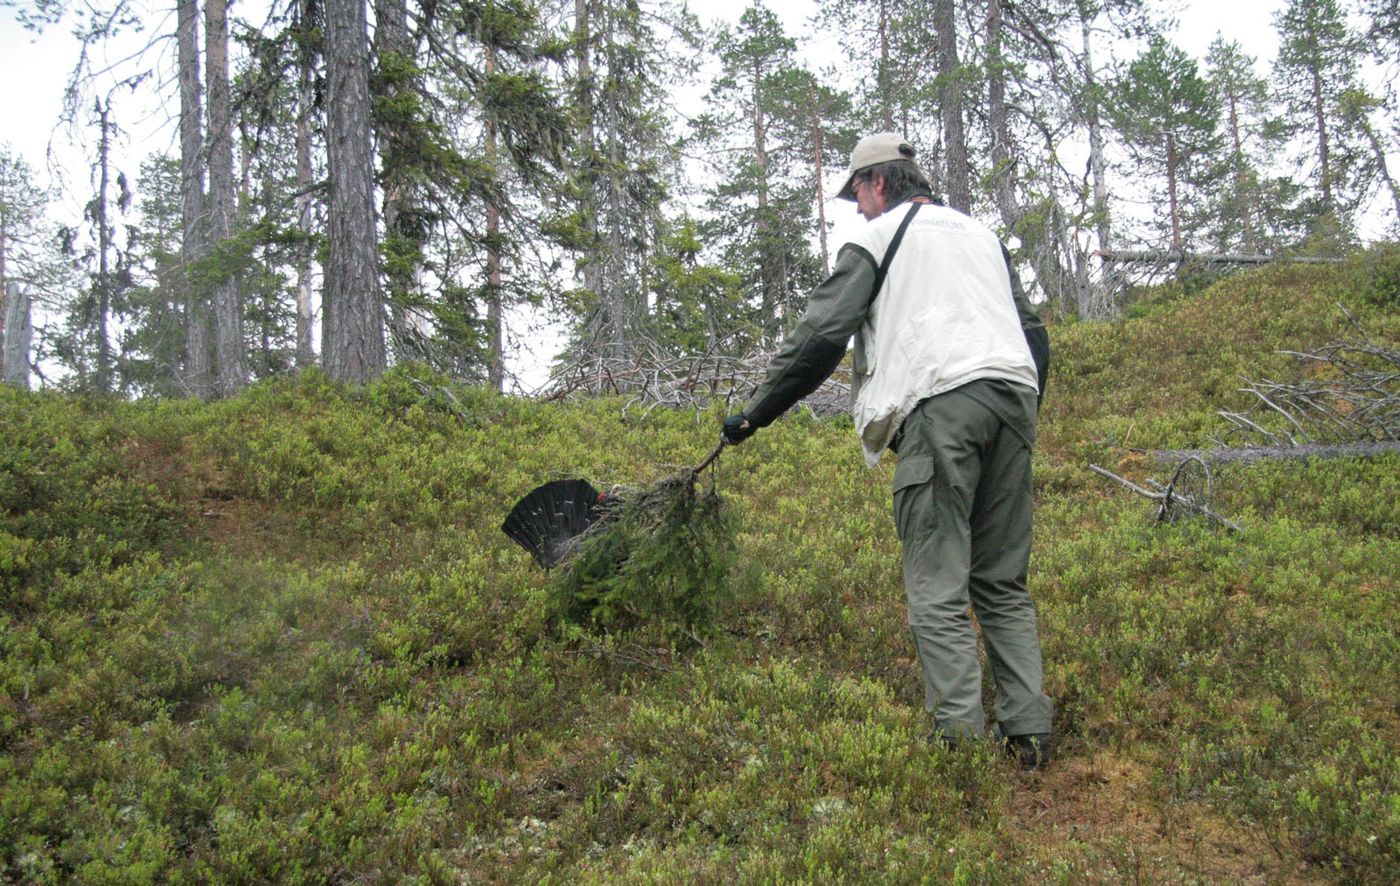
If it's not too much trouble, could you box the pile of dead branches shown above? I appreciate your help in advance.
[539,342,852,420]
[1218,306,1399,447]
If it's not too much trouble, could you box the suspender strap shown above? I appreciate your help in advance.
[871,201,923,303]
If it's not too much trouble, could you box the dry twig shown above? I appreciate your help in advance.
[1089,460,1244,533]
[1217,306,1399,446]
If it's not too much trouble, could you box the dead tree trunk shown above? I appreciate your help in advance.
[485,46,506,392]
[293,0,317,369]
[3,281,31,387]
[1143,442,1400,465]
[1099,250,1347,266]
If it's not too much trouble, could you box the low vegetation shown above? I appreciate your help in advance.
[2,250,1397,881]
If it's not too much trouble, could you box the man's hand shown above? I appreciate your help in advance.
[721,413,755,445]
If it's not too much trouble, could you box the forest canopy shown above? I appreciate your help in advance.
[1,0,1397,396]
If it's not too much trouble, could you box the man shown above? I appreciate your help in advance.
[721,133,1054,769]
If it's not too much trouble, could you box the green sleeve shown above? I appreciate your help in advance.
[744,245,879,427]
[1002,244,1050,400]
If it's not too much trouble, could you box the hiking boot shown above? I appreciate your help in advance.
[1004,732,1052,770]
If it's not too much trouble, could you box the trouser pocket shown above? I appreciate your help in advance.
[892,454,936,543]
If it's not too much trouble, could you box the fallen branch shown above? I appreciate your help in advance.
[539,342,851,418]
[1089,462,1244,533]
[1217,305,1399,446]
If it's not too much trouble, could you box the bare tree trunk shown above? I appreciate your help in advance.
[1355,111,1400,223]
[375,0,425,363]
[604,112,628,358]
[206,0,246,396]
[1,191,8,343]
[178,0,212,398]
[94,98,114,395]
[1078,0,1112,252]
[809,82,831,277]
[1166,134,1183,250]
[1310,64,1333,213]
[294,0,317,369]
[574,0,601,305]
[877,0,893,130]
[3,281,31,387]
[485,46,506,391]
[752,56,779,333]
[985,0,1019,226]
[1223,86,1259,250]
[323,0,386,383]
[934,0,970,213]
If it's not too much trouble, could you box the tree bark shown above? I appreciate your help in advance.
[1099,249,1345,265]
[206,0,246,396]
[178,0,212,398]
[3,281,30,387]
[934,0,970,213]
[752,56,780,332]
[293,0,317,369]
[1310,62,1333,213]
[1354,109,1400,222]
[485,46,506,391]
[985,0,1018,227]
[1166,133,1183,251]
[574,0,601,305]
[876,0,893,131]
[808,81,831,278]
[1,178,8,343]
[1143,442,1400,464]
[1078,0,1112,252]
[94,98,114,395]
[322,0,386,383]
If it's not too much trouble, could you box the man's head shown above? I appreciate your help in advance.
[837,132,933,220]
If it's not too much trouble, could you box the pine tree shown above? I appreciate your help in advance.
[1112,37,1221,251]
[1203,35,1279,252]
[1273,0,1365,246]
[693,3,823,344]
[1338,88,1400,230]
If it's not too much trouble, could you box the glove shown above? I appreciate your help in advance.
[721,412,756,445]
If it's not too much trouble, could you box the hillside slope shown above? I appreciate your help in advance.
[2,251,1397,882]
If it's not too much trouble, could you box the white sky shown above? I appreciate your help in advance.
[1,0,1291,220]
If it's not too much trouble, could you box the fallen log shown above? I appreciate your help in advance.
[1097,250,1347,265]
[1136,441,1400,465]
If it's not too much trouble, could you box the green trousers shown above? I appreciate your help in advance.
[891,379,1052,739]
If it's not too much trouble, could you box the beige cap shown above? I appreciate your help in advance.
[837,132,919,201]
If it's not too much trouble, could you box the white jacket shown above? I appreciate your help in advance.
[849,202,1039,466]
